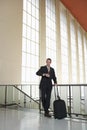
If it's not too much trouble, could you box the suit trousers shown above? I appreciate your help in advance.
[40,84,52,113]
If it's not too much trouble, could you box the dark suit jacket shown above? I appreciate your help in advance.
[36,66,57,89]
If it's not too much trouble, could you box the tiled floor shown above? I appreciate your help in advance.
[0,107,87,130]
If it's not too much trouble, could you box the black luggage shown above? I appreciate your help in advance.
[53,85,67,119]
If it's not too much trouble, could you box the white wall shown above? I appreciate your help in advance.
[0,0,22,84]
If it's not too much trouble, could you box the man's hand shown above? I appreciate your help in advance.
[43,73,50,77]
[54,83,57,86]
[45,73,50,77]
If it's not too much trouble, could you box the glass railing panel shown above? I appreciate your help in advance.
[7,85,14,104]
[72,85,81,114]
[0,86,5,105]
[84,86,87,114]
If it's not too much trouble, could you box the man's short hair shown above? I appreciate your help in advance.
[46,58,52,62]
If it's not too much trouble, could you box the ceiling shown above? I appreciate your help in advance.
[60,0,87,32]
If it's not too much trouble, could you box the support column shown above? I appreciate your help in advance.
[39,0,46,66]
[55,0,62,83]
[75,21,80,83]
[84,32,87,114]
[66,11,72,84]
[82,30,86,83]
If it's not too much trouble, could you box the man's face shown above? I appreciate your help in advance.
[46,59,51,67]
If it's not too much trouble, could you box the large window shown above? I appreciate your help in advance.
[78,28,83,83]
[22,0,39,84]
[70,19,77,83]
[60,5,68,83]
[46,0,56,70]
[84,34,87,83]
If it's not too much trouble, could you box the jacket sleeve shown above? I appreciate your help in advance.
[36,66,43,76]
[52,69,57,84]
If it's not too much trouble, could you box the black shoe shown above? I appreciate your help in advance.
[44,113,51,118]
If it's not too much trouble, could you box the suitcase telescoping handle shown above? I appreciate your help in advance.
[54,85,60,100]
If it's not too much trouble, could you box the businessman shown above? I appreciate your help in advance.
[36,58,57,117]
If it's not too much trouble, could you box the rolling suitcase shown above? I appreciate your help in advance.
[53,85,67,119]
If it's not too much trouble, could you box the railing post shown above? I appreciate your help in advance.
[5,85,7,107]
[21,85,22,91]
[30,85,32,102]
[68,85,71,117]
[39,89,41,114]
[24,94,26,107]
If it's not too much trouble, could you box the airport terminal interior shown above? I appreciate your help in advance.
[0,0,87,130]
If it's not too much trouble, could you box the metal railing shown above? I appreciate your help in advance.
[0,84,87,120]
[0,84,39,109]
